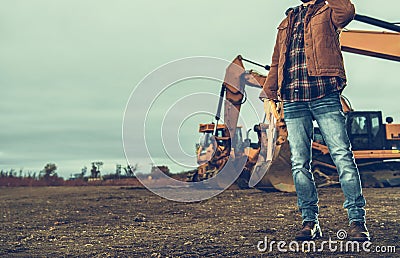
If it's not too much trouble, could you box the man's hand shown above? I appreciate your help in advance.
[263,99,280,121]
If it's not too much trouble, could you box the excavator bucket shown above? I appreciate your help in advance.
[262,141,295,192]
[249,101,295,192]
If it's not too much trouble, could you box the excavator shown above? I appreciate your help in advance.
[187,14,400,192]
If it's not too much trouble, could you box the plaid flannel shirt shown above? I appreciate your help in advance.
[282,5,346,102]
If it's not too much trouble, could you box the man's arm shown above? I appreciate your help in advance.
[328,0,356,29]
[260,33,280,101]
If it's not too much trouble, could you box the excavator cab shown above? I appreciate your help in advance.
[197,131,216,165]
[196,124,221,166]
[314,110,398,152]
[347,111,386,150]
[196,123,245,165]
[347,112,400,151]
[192,123,248,182]
[314,111,386,151]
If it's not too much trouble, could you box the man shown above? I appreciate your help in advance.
[260,0,370,241]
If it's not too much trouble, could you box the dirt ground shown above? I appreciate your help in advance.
[0,186,399,257]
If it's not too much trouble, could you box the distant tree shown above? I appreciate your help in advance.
[90,162,103,178]
[124,163,138,177]
[41,163,57,178]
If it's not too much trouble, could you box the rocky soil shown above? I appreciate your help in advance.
[0,186,399,257]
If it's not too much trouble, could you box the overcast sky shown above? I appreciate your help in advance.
[1,0,399,178]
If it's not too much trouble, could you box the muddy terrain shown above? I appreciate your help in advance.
[0,186,399,257]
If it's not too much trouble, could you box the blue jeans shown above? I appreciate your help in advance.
[283,92,366,225]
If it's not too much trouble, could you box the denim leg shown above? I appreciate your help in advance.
[312,96,366,224]
[284,102,319,223]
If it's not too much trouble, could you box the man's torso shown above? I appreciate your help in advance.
[282,4,346,102]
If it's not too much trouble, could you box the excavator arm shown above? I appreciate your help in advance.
[340,14,400,62]
[341,30,400,62]
[222,55,267,138]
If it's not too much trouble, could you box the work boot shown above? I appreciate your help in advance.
[348,221,370,242]
[295,221,322,241]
